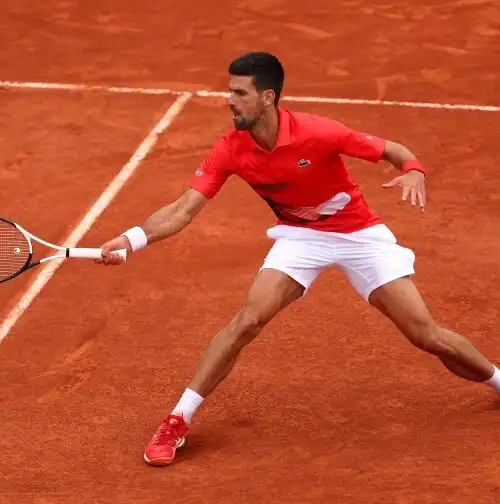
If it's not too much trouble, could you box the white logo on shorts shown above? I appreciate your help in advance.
[195,168,204,177]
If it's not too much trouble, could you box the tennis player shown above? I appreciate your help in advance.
[97,52,500,466]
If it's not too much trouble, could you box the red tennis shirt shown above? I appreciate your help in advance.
[189,108,386,233]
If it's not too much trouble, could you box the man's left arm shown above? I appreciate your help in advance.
[380,140,427,210]
[330,121,427,210]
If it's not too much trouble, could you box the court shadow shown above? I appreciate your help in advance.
[174,430,229,464]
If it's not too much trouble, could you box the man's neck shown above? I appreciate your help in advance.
[250,108,279,151]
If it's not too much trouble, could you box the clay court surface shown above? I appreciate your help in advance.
[1,1,500,503]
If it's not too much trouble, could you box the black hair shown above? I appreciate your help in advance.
[228,52,285,105]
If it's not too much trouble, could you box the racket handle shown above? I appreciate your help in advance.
[67,248,127,261]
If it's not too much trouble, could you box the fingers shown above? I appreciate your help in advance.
[101,251,126,266]
[401,186,410,202]
[402,186,426,211]
[410,187,417,206]
[95,236,130,266]
[417,188,426,210]
[382,176,401,188]
[96,252,126,266]
[399,172,427,211]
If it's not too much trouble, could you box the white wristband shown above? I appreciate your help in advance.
[121,226,148,252]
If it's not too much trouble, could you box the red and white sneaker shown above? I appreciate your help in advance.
[144,414,188,466]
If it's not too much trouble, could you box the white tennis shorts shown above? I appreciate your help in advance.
[261,224,415,301]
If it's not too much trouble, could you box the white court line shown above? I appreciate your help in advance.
[196,90,500,112]
[0,80,180,95]
[0,91,192,344]
[1,79,499,112]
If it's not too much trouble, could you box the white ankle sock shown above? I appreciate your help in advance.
[485,366,500,392]
[171,388,204,423]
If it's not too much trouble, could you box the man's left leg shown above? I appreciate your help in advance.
[369,276,497,385]
[336,223,499,389]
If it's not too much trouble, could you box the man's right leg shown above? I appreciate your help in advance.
[144,268,305,466]
[187,268,305,397]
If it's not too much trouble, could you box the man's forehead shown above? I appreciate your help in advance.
[229,75,256,91]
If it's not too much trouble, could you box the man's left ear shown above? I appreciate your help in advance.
[263,89,276,106]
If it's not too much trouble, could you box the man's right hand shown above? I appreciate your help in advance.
[96,235,131,265]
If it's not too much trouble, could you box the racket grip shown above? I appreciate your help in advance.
[67,248,127,261]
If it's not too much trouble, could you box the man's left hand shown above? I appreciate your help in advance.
[382,170,426,210]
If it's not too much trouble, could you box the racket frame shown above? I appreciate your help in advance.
[0,217,126,283]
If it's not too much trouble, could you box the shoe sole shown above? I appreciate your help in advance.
[143,436,186,466]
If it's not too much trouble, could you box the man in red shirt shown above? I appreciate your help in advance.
[98,52,498,466]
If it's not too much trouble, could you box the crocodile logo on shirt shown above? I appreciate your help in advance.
[297,159,311,168]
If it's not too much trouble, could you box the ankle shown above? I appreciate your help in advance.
[171,388,205,423]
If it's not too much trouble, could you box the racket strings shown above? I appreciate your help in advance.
[0,221,31,280]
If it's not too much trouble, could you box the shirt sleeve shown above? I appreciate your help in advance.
[189,136,233,199]
[327,120,386,163]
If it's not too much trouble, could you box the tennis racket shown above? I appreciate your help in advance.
[0,217,127,284]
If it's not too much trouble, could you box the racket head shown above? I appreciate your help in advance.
[0,217,33,283]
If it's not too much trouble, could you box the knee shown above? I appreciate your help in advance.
[229,306,268,349]
[405,322,454,356]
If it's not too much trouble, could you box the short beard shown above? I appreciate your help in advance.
[233,116,253,131]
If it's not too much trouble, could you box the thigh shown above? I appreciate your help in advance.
[245,268,305,322]
[368,276,435,343]
[337,224,416,302]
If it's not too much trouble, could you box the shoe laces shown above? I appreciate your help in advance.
[152,416,184,447]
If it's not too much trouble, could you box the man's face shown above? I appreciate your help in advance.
[227,75,268,130]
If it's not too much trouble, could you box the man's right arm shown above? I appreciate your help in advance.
[141,188,208,245]
[142,133,233,245]
[98,188,208,265]
[98,135,232,265]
